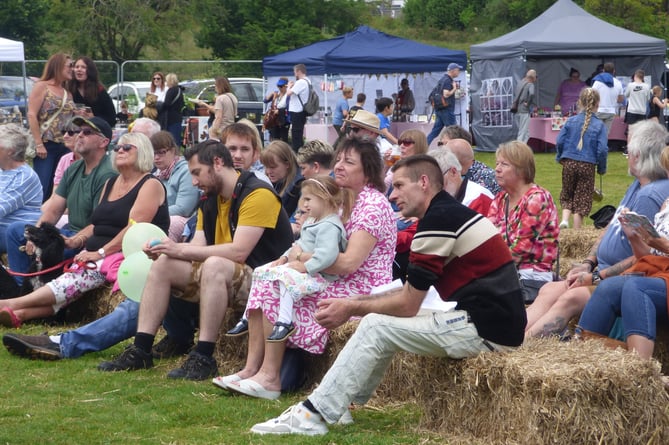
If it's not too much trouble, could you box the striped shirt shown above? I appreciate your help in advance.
[0,163,43,231]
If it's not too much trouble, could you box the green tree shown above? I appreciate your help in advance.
[0,0,51,59]
[48,0,191,63]
[193,0,371,60]
[404,0,487,30]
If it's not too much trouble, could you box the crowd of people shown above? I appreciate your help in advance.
[2,59,669,438]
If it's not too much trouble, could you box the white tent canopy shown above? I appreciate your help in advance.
[0,37,25,62]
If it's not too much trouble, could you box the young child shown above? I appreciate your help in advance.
[227,176,351,342]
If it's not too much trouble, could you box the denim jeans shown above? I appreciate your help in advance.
[60,298,139,358]
[427,108,455,145]
[5,221,78,285]
[578,275,669,341]
[289,111,307,152]
[309,310,514,424]
[32,141,70,201]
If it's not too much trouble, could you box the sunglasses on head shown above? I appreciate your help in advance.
[398,139,415,145]
[65,129,81,136]
[113,144,136,152]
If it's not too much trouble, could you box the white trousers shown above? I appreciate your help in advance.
[309,309,515,424]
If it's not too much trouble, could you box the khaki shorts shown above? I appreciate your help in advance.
[173,261,253,312]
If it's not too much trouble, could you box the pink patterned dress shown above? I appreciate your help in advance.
[245,185,396,354]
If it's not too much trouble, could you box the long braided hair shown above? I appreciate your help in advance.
[577,88,600,150]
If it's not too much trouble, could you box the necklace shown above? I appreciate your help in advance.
[113,174,143,199]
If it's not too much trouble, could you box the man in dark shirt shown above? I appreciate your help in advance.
[249,154,526,436]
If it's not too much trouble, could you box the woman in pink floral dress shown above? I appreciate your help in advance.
[216,137,396,399]
[487,140,559,304]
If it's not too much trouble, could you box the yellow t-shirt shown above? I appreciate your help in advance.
[196,188,281,244]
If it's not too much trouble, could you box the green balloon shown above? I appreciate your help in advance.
[122,222,167,257]
[117,251,153,302]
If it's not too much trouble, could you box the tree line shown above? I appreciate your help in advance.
[1,0,667,65]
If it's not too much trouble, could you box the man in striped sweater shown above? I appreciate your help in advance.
[250,154,527,436]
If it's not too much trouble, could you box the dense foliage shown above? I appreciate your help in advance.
[0,0,667,63]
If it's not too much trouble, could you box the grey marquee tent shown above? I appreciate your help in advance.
[469,0,667,150]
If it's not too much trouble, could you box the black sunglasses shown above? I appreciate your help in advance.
[65,129,81,136]
[398,139,415,145]
[80,128,102,137]
[153,77,162,81]
[349,127,361,133]
[437,141,445,146]
[113,144,136,152]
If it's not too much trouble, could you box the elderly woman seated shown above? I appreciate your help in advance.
[0,132,170,327]
[0,124,43,254]
[487,141,559,304]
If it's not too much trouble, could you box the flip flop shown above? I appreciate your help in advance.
[227,378,281,400]
[0,307,21,328]
[212,373,242,391]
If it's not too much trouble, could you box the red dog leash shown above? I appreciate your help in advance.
[4,259,95,277]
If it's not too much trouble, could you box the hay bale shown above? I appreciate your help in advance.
[62,285,123,323]
[311,324,669,443]
[557,227,602,278]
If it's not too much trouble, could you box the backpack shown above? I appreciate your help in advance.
[298,79,320,116]
[429,78,448,110]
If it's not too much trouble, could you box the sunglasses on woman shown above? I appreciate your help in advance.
[113,144,136,152]
[398,139,415,146]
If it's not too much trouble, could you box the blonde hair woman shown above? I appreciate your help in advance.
[158,73,184,145]
[555,88,608,229]
[28,52,76,199]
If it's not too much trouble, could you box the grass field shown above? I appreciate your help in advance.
[0,150,636,444]
[476,150,632,225]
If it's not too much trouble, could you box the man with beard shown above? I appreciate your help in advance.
[4,141,293,380]
[96,140,293,379]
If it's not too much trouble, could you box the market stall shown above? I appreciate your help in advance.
[263,26,468,132]
[469,0,666,151]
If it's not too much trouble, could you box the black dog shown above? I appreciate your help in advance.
[0,224,65,299]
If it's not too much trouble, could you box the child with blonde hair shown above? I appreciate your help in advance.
[555,87,609,229]
[227,175,352,342]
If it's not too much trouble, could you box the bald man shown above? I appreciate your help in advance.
[444,138,500,194]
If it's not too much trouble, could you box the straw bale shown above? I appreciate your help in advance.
[299,323,669,443]
[61,284,119,323]
[557,227,602,278]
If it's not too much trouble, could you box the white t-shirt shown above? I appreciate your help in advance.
[288,78,310,113]
[593,78,623,114]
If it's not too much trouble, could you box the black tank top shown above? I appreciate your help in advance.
[86,174,170,251]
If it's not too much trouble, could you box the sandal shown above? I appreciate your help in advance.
[0,307,21,328]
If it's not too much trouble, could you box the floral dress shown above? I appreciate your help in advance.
[245,185,396,354]
[487,184,559,274]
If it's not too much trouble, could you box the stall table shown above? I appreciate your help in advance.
[305,124,338,145]
[528,116,627,152]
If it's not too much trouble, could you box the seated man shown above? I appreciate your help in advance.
[394,148,494,279]
[97,140,293,380]
[249,154,526,435]
[439,134,501,195]
[5,117,117,284]
[2,124,282,363]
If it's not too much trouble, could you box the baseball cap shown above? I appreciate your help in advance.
[447,63,463,71]
[277,78,288,87]
[70,116,113,140]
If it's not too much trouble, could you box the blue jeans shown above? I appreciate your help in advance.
[5,221,78,285]
[60,298,139,358]
[58,296,200,358]
[427,107,455,145]
[578,275,669,341]
[32,141,70,201]
[167,122,182,147]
